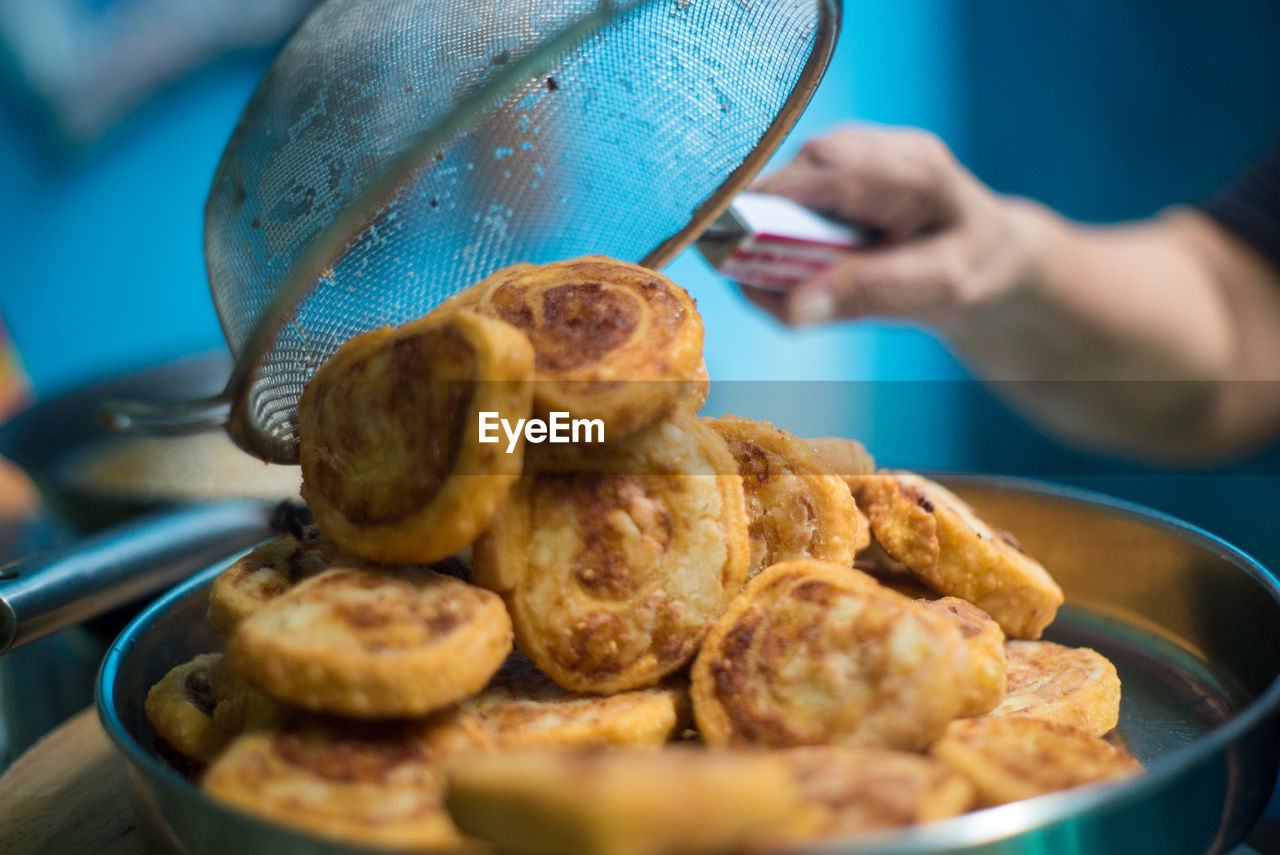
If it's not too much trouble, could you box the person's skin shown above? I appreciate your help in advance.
[744,125,1280,463]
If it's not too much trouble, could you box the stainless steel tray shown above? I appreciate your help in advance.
[96,477,1280,854]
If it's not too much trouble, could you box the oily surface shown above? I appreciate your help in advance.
[856,471,1064,639]
[931,716,1141,807]
[451,256,706,438]
[299,310,534,564]
[760,746,974,845]
[987,640,1122,736]
[462,653,685,749]
[144,653,230,764]
[445,747,797,855]
[303,322,479,526]
[474,412,749,694]
[203,709,492,851]
[208,656,281,735]
[918,596,1008,717]
[707,415,867,580]
[207,527,341,635]
[226,565,512,717]
[806,436,877,488]
[692,559,970,751]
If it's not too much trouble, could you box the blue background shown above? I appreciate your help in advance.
[1,0,1279,571]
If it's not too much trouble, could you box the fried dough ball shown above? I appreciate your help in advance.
[203,709,492,851]
[930,716,1141,807]
[806,436,876,489]
[444,747,797,855]
[226,565,512,718]
[145,653,232,764]
[706,416,868,580]
[206,527,340,635]
[987,640,1122,736]
[918,597,1008,717]
[445,256,706,438]
[299,309,535,564]
[759,746,973,846]
[473,412,749,694]
[855,471,1063,639]
[463,653,686,749]
[691,559,970,750]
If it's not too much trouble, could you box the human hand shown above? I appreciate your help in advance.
[743,125,1044,329]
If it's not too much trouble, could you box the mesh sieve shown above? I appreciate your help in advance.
[105,0,840,463]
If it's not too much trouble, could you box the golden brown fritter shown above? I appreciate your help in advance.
[987,640,1122,736]
[444,747,797,855]
[463,653,686,749]
[759,746,973,846]
[226,565,512,718]
[918,597,1008,717]
[930,716,1141,807]
[473,411,749,694]
[691,559,970,751]
[299,309,535,564]
[203,709,492,851]
[806,436,876,489]
[145,653,232,764]
[855,471,1063,639]
[445,256,706,439]
[209,657,282,734]
[206,527,340,635]
[706,416,868,579]
[677,358,710,415]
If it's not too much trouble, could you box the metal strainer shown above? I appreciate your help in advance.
[106,0,840,463]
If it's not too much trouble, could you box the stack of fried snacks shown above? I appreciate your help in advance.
[145,257,1138,854]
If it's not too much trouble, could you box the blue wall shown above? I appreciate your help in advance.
[962,0,1280,222]
[0,59,258,396]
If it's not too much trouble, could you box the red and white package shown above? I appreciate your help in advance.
[696,192,867,291]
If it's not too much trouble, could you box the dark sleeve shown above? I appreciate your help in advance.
[1198,140,1280,272]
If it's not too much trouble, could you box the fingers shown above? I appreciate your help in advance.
[738,283,838,328]
[736,284,791,321]
[739,125,1020,328]
[751,126,964,243]
[750,232,973,327]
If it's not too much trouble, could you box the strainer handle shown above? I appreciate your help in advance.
[98,393,230,434]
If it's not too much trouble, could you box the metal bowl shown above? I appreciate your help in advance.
[96,477,1280,854]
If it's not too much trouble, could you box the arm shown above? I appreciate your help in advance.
[748,126,1280,462]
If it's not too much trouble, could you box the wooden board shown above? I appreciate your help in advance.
[0,707,145,855]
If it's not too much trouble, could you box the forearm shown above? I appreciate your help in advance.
[943,201,1280,460]
[749,125,1280,460]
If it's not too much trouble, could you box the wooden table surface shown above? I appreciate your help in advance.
[0,707,145,855]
